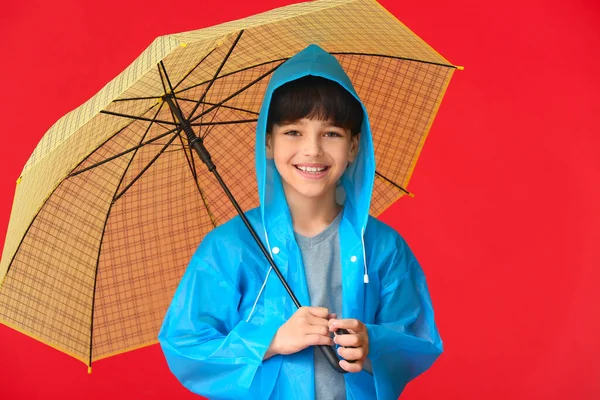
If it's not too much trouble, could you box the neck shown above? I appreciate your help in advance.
[283,186,341,237]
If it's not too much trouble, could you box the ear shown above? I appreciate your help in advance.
[265,133,274,160]
[348,133,360,162]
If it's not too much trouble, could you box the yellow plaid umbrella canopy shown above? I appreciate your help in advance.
[0,0,459,370]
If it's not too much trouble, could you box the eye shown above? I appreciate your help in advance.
[284,130,300,136]
[324,131,343,138]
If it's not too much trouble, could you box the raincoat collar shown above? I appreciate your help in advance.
[255,44,376,241]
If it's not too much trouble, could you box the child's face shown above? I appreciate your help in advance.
[266,118,359,203]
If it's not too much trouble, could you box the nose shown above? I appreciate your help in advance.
[302,134,323,157]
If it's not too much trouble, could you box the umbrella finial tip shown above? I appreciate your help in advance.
[456,65,465,71]
[16,176,21,185]
[88,366,92,374]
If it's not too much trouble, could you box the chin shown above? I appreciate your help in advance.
[291,185,334,200]
[298,191,328,199]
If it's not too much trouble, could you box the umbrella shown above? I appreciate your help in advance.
[0,0,460,373]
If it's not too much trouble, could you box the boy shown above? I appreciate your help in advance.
[159,44,442,399]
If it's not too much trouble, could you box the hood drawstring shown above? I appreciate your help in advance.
[246,228,274,323]
[362,227,369,284]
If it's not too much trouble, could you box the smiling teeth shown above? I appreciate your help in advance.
[297,166,326,173]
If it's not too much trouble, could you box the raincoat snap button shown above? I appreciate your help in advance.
[350,255,357,262]
[272,247,280,255]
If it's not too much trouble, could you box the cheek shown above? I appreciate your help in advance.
[327,145,352,164]
[271,147,295,170]
[272,140,297,162]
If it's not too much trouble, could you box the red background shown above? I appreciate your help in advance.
[1,0,599,398]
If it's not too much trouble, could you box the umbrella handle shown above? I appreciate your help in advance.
[319,328,356,374]
[318,344,346,374]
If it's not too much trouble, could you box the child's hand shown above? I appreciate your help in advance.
[328,318,370,373]
[265,306,334,359]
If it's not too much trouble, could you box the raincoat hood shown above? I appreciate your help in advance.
[255,44,375,240]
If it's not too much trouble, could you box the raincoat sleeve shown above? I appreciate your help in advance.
[158,229,282,400]
[366,235,443,399]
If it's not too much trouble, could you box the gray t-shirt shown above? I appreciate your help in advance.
[294,211,346,400]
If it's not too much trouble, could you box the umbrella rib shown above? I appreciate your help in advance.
[177,132,197,182]
[172,48,216,92]
[100,110,177,126]
[174,57,287,96]
[189,138,199,179]
[176,131,218,228]
[190,118,258,127]
[188,30,244,121]
[159,62,197,141]
[158,63,170,96]
[151,143,184,147]
[375,171,411,195]
[330,52,458,69]
[158,63,184,132]
[177,98,259,116]
[188,64,280,125]
[199,98,222,140]
[69,127,180,177]
[113,130,182,203]
[88,103,168,368]
[112,95,163,103]
[159,62,187,128]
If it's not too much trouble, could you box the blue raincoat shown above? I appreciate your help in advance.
[159,44,443,399]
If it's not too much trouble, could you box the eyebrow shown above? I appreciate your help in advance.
[277,119,343,128]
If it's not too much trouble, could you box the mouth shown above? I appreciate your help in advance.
[294,164,330,174]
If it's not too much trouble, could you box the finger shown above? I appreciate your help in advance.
[306,324,331,337]
[296,306,311,316]
[328,318,339,332]
[306,306,330,318]
[327,313,337,320]
[337,346,366,361]
[305,334,334,347]
[307,314,330,327]
[333,333,361,347]
[330,318,363,332]
[328,323,351,335]
[339,359,363,373]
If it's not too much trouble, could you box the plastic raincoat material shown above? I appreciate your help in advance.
[158,44,443,400]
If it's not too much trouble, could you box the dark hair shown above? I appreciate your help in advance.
[266,75,363,135]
